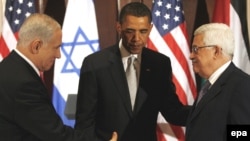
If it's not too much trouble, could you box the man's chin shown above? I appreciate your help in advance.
[130,48,143,54]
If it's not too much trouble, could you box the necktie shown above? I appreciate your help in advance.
[196,80,211,105]
[126,56,138,110]
[39,71,45,83]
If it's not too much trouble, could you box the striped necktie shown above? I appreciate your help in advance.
[196,80,211,106]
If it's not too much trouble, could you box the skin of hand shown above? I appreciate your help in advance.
[110,132,118,141]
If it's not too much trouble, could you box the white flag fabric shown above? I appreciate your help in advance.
[52,0,100,127]
[212,0,250,74]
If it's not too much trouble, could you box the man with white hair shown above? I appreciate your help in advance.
[186,23,250,141]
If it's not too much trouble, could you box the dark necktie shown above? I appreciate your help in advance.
[196,80,211,105]
[126,56,138,110]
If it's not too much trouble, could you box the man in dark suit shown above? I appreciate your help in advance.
[0,13,117,141]
[75,2,190,141]
[186,23,250,141]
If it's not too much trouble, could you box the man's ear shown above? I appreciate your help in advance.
[149,24,153,32]
[213,45,222,59]
[116,22,122,34]
[214,46,221,55]
[31,40,42,54]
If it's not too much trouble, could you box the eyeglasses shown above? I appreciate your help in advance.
[191,45,216,54]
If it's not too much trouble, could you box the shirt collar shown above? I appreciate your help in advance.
[14,49,40,76]
[119,39,141,61]
[208,61,231,85]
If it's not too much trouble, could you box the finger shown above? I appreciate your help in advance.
[110,132,118,141]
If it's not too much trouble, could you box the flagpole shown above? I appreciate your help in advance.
[117,0,121,16]
[118,0,143,14]
[37,0,47,13]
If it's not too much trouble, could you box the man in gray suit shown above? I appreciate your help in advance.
[186,23,250,141]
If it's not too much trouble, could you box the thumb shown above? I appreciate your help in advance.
[109,131,118,141]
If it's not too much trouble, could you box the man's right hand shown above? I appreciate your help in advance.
[110,132,118,141]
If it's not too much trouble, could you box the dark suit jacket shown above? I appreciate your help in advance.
[185,63,250,141]
[75,44,190,141]
[0,51,84,141]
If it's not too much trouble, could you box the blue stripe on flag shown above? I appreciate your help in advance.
[52,0,99,129]
[52,86,75,127]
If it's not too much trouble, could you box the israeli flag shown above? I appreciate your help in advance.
[52,0,99,127]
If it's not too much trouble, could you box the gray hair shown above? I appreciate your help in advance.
[18,13,61,46]
[194,23,235,58]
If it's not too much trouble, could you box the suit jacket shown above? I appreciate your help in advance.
[0,51,84,141]
[75,44,190,141]
[185,63,250,141]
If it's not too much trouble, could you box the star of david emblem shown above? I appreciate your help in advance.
[61,27,99,76]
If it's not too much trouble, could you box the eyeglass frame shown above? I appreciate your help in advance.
[191,45,216,54]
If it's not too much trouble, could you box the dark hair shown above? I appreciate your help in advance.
[119,2,152,24]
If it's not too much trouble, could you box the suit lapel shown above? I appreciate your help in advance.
[188,63,236,122]
[189,86,221,121]
[12,51,45,85]
[133,87,147,114]
[108,46,133,117]
[133,48,150,114]
[107,47,153,116]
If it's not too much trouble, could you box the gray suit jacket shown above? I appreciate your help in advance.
[186,63,250,141]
